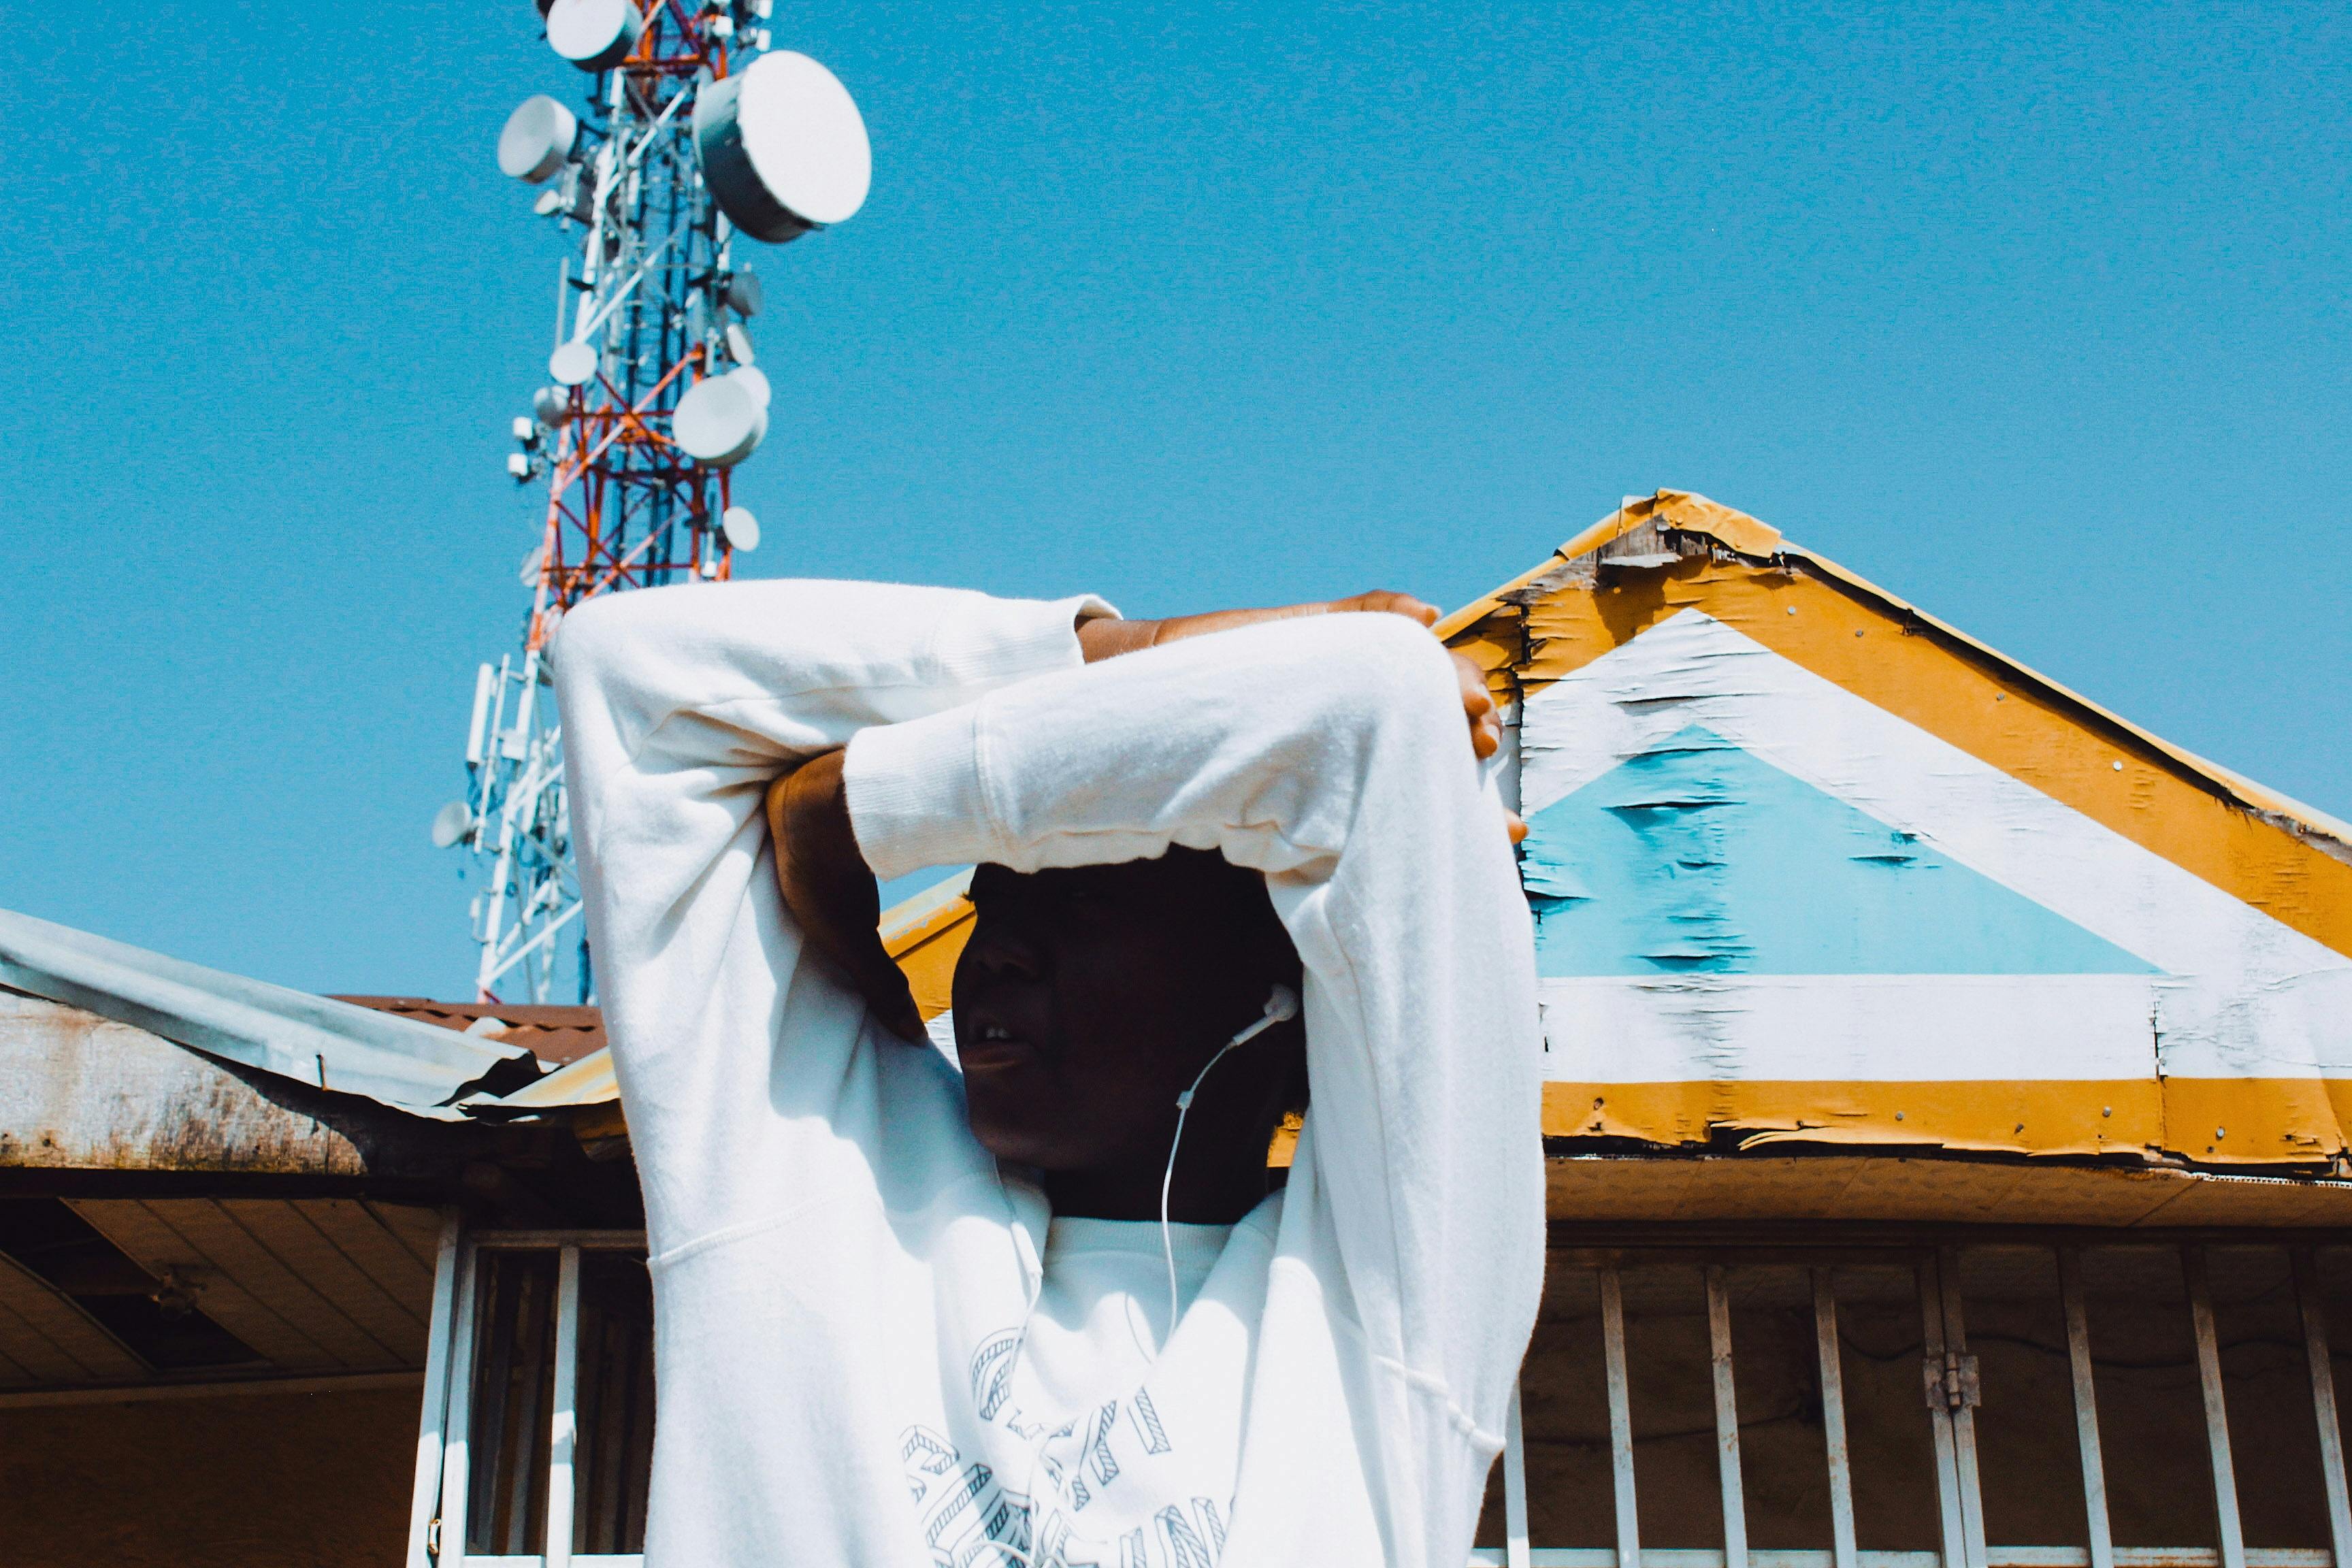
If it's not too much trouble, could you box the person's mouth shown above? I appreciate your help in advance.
[957,1018,1036,1073]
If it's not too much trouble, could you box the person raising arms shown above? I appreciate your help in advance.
[553,580,1542,1567]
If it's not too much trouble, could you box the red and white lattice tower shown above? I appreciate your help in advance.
[433,0,870,1002]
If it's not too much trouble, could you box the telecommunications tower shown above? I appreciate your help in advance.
[431,0,871,1002]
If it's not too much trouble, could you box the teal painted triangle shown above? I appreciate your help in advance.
[1522,726,2158,977]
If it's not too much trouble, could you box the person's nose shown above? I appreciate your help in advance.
[962,921,1045,985]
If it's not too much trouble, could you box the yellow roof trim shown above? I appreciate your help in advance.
[881,868,978,958]
[1433,490,1782,641]
[1443,489,2352,853]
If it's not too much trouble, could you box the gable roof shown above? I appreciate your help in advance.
[1452,491,2352,1184]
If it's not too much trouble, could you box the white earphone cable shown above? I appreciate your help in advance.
[987,981,1301,1567]
[1159,983,1299,1344]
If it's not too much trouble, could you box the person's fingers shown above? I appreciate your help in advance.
[1506,809,1529,845]
[1329,589,1439,627]
[1452,651,1500,761]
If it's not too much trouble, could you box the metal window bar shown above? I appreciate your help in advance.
[1603,1262,1643,1568]
[1507,1380,1533,1568]
[2058,1248,2117,1568]
[546,1247,583,1568]
[1936,1247,1991,1568]
[436,1239,481,1568]
[408,1232,651,1568]
[1813,1268,1859,1568]
[2183,1248,2249,1568]
[1707,1266,1751,1568]
[406,1209,466,1568]
[1920,1252,1976,1568]
[2293,1250,2352,1568]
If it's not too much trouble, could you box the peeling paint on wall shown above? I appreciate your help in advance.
[1461,494,2352,1173]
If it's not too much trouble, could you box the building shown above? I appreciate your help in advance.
[0,910,638,1567]
[4,489,2348,1568]
[1436,492,2352,1568]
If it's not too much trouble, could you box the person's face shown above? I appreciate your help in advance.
[951,851,1291,1174]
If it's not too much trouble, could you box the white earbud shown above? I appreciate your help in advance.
[1160,983,1303,1341]
[1174,984,1299,1111]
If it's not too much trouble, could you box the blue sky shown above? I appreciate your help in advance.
[2,1,2345,998]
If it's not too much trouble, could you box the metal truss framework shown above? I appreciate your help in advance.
[459,5,765,1002]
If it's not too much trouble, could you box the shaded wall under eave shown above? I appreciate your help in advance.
[0,1385,416,1568]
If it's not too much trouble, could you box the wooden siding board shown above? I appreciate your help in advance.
[0,1294,88,1384]
[366,1200,446,1274]
[0,1324,40,1384]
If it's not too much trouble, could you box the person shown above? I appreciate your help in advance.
[553,578,1544,1567]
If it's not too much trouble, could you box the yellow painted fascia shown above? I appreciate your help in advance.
[1773,537,2352,849]
[1541,1079,2349,1168]
[1541,1152,2352,1227]
[1434,489,1781,642]
[1443,488,2351,853]
[883,870,979,1021]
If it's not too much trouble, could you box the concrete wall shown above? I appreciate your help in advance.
[0,1385,416,1567]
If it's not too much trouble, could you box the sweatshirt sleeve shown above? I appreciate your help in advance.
[550,579,1112,1243]
[840,611,1546,1564]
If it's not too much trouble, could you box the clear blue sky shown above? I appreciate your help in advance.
[3,1,2345,998]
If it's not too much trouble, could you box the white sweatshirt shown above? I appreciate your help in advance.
[553,581,1544,1568]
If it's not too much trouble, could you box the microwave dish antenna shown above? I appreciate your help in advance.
[440,1,871,1004]
[497,95,580,182]
[672,373,767,466]
[693,50,871,242]
[545,0,644,70]
[729,363,772,408]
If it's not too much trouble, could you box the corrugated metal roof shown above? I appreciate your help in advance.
[332,996,607,1066]
[0,909,538,1116]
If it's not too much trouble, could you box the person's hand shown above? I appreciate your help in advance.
[766,750,928,1043]
[1079,591,1523,840]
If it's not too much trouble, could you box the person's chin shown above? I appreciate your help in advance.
[968,1119,1060,1169]
[964,1097,1098,1171]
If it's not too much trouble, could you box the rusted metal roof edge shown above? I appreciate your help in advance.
[0,909,540,1117]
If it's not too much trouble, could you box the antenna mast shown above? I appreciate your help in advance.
[436,0,870,1002]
